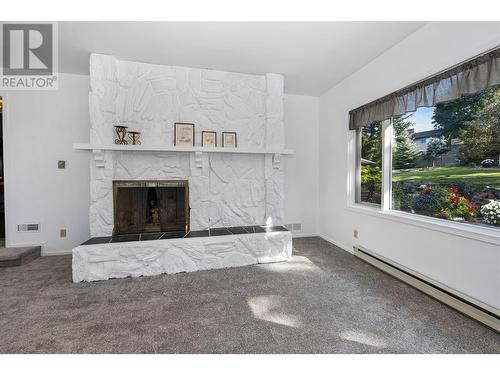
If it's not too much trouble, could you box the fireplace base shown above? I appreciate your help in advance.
[72,228,292,282]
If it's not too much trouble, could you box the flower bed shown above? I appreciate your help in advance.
[392,181,500,228]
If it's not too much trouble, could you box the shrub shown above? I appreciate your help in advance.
[392,183,413,211]
[412,185,476,221]
[480,200,500,226]
[361,166,382,203]
[481,159,497,168]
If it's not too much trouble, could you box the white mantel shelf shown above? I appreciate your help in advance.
[73,143,294,168]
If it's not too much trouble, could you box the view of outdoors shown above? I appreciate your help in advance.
[360,122,382,205]
[361,86,500,229]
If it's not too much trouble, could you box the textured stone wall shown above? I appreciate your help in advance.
[73,231,292,282]
[89,54,285,236]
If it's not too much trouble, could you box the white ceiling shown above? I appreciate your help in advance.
[59,22,426,95]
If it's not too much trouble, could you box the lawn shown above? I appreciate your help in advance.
[393,167,500,187]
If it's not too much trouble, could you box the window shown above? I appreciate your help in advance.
[357,122,382,205]
[354,86,500,231]
[391,87,500,230]
[352,48,500,232]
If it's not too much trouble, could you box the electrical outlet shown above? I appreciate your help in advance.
[353,229,358,239]
[60,229,67,238]
[58,160,66,169]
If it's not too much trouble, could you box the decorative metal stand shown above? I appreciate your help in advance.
[114,125,128,145]
[128,131,141,145]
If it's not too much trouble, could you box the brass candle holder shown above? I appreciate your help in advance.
[114,125,128,145]
[128,131,141,145]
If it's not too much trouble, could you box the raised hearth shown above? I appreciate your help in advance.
[73,227,291,282]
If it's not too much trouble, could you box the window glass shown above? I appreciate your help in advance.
[391,87,500,229]
[359,122,382,205]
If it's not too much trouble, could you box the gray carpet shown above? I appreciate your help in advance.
[0,237,498,353]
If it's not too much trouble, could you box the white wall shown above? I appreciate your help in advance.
[1,73,91,255]
[319,22,500,310]
[284,94,319,235]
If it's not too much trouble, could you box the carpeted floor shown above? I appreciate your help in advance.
[0,237,498,353]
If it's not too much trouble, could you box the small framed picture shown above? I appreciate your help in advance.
[202,131,217,147]
[174,123,195,147]
[222,132,237,148]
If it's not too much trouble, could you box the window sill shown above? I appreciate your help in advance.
[346,204,500,247]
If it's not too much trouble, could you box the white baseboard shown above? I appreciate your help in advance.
[291,232,318,238]
[318,234,353,254]
[42,249,72,256]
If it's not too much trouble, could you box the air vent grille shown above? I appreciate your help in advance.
[17,223,40,232]
[284,223,302,232]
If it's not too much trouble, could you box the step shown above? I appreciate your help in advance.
[0,246,41,267]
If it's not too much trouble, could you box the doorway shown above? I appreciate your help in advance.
[0,96,4,245]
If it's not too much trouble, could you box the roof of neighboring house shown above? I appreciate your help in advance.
[411,129,443,140]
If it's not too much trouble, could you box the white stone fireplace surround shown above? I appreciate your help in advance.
[88,54,287,235]
[72,55,293,282]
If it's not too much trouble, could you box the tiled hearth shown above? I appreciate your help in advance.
[81,225,288,245]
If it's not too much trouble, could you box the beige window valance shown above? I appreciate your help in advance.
[349,47,500,130]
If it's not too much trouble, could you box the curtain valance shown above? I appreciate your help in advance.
[349,47,500,130]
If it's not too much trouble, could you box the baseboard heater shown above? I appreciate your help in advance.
[353,246,500,333]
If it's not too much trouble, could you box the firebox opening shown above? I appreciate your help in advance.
[113,180,189,236]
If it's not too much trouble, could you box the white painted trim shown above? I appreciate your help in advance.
[347,203,500,246]
[381,119,392,211]
[291,232,319,238]
[74,143,294,155]
[42,249,72,256]
[1,93,10,248]
[319,234,353,254]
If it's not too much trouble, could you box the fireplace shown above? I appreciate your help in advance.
[112,180,189,235]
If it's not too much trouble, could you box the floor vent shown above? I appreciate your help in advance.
[17,223,40,232]
[353,246,500,333]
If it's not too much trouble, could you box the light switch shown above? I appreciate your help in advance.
[58,160,66,169]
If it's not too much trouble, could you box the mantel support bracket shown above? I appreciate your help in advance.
[194,151,203,168]
[93,149,105,168]
[272,153,281,169]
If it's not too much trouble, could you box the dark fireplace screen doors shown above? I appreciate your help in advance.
[113,180,189,235]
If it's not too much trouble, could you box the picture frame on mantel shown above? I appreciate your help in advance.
[174,123,195,147]
[222,132,237,148]
[201,131,217,147]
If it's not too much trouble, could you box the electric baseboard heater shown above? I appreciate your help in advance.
[353,246,500,333]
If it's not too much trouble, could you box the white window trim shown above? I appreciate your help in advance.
[348,119,500,247]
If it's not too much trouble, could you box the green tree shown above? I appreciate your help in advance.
[393,133,420,169]
[393,114,413,136]
[458,89,500,165]
[392,114,419,169]
[432,88,495,139]
[425,136,448,167]
[361,121,382,167]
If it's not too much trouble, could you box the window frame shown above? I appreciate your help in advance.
[350,118,500,246]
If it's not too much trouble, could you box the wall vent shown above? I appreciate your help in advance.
[284,223,302,232]
[17,223,40,232]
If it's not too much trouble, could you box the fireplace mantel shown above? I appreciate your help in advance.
[73,143,294,168]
